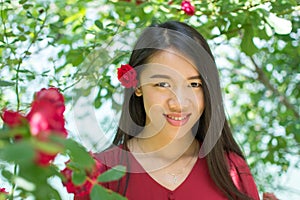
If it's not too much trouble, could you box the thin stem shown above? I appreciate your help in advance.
[15,8,48,110]
[9,165,18,200]
[0,0,9,44]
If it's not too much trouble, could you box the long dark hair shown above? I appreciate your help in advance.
[113,21,253,200]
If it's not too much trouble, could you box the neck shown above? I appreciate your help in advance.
[136,130,198,161]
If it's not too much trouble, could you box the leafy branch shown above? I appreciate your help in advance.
[250,56,300,119]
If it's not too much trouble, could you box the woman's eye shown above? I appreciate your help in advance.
[188,82,202,88]
[155,82,170,88]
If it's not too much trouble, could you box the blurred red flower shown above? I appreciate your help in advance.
[34,87,65,117]
[181,0,195,16]
[0,188,8,194]
[26,87,67,166]
[1,110,26,128]
[1,87,67,166]
[27,100,66,137]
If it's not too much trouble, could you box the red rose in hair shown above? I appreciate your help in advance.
[1,110,26,127]
[117,64,138,88]
[181,0,195,16]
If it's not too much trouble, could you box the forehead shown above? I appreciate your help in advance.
[140,49,200,79]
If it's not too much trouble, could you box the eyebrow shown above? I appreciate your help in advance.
[150,74,201,80]
[187,75,201,80]
[150,74,171,79]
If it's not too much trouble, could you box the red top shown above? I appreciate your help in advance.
[92,146,260,200]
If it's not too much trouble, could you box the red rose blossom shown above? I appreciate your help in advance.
[1,88,66,166]
[35,87,65,116]
[0,188,8,194]
[27,87,67,166]
[181,0,195,16]
[27,100,66,166]
[27,100,66,137]
[35,151,58,166]
[1,110,26,128]
[1,110,28,140]
[117,64,138,88]
[35,87,64,103]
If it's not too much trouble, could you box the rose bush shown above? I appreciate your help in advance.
[1,87,67,167]
[61,155,127,200]
[0,87,126,200]
[61,157,103,198]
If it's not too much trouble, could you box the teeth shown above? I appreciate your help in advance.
[167,115,187,121]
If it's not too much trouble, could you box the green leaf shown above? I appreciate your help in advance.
[17,69,33,74]
[95,20,103,30]
[0,141,35,163]
[90,184,113,200]
[295,132,300,143]
[23,4,33,9]
[26,11,33,18]
[90,184,127,200]
[0,80,15,87]
[1,9,8,21]
[241,26,258,56]
[61,138,95,169]
[72,170,86,185]
[19,0,28,4]
[18,35,27,42]
[66,49,84,66]
[33,139,63,154]
[1,169,13,180]
[97,165,126,183]
[17,25,25,32]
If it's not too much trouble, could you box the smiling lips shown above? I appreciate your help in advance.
[163,113,191,126]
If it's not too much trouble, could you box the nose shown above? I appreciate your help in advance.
[168,88,190,112]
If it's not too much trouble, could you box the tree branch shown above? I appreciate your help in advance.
[250,56,300,119]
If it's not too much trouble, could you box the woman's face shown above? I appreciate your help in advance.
[137,49,205,139]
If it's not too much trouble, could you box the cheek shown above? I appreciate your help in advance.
[195,92,205,113]
[143,93,167,114]
[142,88,169,108]
[142,92,167,131]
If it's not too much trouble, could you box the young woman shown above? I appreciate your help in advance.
[95,21,260,200]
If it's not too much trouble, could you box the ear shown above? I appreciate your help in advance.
[135,87,143,97]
